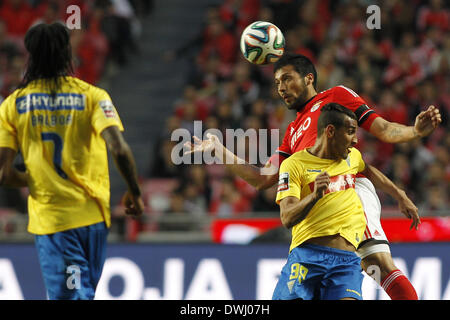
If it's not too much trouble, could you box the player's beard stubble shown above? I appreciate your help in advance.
[285,78,312,112]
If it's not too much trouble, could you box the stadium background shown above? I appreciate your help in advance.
[0,0,448,300]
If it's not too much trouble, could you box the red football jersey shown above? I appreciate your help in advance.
[270,85,380,167]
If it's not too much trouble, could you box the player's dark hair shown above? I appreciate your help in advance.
[317,103,357,134]
[274,52,317,89]
[19,22,74,94]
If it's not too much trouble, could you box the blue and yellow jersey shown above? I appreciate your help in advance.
[0,76,123,235]
[276,148,367,252]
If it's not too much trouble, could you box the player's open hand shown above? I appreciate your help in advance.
[122,191,144,218]
[184,134,217,155]
[414,105,442,138]
[313,171,330,200]
[397,190,421,230]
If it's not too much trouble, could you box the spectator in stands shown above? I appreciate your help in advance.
[219,0,261,36]
[315,46,345,91]
[209,176,251,217]
[417,0,449,33]
[198,17,237,68]
[182,165,212,215]
[0,54,25,98]
[98,0,140,67]
[251,185,278,213]
[0,0,36,39]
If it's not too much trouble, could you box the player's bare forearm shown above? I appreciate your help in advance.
[227,161,278,190]
[214,142,278,190]
[362,165,404,200]
[279,194,318,229]
[362,164,420,228]
[0,147,28,188]
[185,134,279,190]
[370,106,441,143]
[101,126,141,196]
[369,118,418,143]
[112,145,141,196]
[1,169,28,188]
[279,172,329,228]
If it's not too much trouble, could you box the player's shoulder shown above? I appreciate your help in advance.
[67,77,109,97]
[329,85,361,98]
[349,147,363,160]
[281,150,307,169]
[1,86,22,108]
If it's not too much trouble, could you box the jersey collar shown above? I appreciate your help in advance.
[296,94,318,113]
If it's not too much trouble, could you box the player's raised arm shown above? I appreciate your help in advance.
[369,105,441,143]
[361,164,420,230]
[184,133,279,190]
[101,126,144,217]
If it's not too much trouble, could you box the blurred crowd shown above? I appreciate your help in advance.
[148,0,449,225]
[0,0,151,94]
[0,0,448,237]
[0,0,152,227]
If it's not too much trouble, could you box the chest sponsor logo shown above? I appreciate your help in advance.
[309,174,356,194]
[290,117,311,150]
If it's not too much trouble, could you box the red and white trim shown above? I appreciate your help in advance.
[381,270,404,291]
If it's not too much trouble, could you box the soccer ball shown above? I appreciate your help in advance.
[240,21,285,65]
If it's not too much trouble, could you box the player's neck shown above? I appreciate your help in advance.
[308,138,337,160]
[306,87,317,101]
[294,87,317,112]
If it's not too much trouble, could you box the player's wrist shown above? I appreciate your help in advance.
[412,126,423,138]
[392,188,406,201]
[129,185,142,197]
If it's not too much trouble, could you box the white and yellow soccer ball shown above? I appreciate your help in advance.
[240,21,285,65]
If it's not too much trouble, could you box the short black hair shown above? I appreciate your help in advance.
[317,103,357,134]
[20,22,73,92]
[273,52,317,89]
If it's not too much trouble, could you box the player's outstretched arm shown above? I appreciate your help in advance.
[184,133,279,190]
[369,105,441,143]
[0,147,28,188]
[279,172,330,228]
[101,126,144,217]
[362,164,420,230]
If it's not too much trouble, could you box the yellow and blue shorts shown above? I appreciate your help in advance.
[272,243,364,300]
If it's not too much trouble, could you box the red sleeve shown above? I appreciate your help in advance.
[332,86,380,131]
[275,123,293,157]
[267,152,288,170]
[267,123,292,169]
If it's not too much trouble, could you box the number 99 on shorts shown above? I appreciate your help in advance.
[290,263,309,283]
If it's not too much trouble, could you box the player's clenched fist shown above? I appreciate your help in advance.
[122,191,144,218]
[313,171,330,200]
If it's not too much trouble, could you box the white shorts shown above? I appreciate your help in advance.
[355,177,391,259]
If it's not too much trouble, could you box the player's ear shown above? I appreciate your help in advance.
[305,73,314,86]
[325,124,335,138]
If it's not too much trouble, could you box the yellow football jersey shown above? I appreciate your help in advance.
[276,148,367,252]
[0,76,124,235]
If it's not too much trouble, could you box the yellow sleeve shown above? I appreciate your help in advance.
[90,87,124,135]
[275,157,303,204]
[0,94,19,151]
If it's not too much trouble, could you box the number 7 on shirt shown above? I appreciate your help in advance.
[41,132,68,179]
